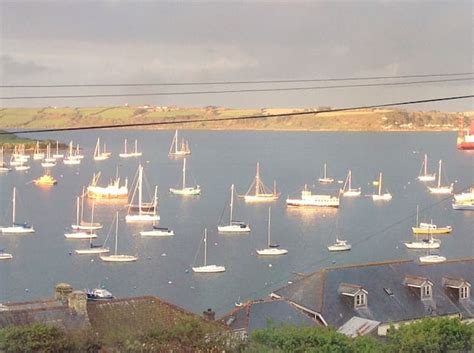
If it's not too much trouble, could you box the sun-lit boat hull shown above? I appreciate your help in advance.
[1,226,35,234]
[256,248,288,255]
[404,241,440,249]
[244,194,279,202]
[100,255,138,262]
[125,215,160,223]
[140,229,174,237]
[64,232,97,239]
[0,253,13,260]
[217,225,251,233]
[192,265,225,273]
[412,226,452,234]
[419,255,446,263]
[372,194,392,201]
[169,187,201,196]
[75,248,110,255]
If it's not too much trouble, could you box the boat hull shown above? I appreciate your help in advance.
[169,187,201,196]
[412,227,452,234]
[71,223,103,231]
[417,175,436,182]
[100,255,138,262]
[327,245,351,251]
[1,226,35,234]
[404,241,440,249]
[125,215,160,223]
[64,232,97,239]
[217,225,251,233]
[419,255,446,263]
[256,248,288,255]
[244,194,279,202]
[140,230,174,237]
[372,194,392,201]
[192,265,225,273]
[318,178,334,184]
[452,202,474,210]
[75,248,110,255]
[428,186,453,194]
[119,153,142,158]
[0,253,13,260]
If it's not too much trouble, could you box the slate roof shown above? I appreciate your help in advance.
[272,258,474,328]
[221,299,319,334]
[0,299,87,331]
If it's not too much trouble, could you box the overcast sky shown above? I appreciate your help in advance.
[0,0,472,111]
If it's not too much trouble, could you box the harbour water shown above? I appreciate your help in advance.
[0,130,473,315]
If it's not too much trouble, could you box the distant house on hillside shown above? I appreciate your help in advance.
[271,258,474,337]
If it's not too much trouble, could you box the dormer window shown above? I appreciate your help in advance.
[422,284,431,299]
[404,275,433,300]
[443,277,471,301]
[338,283,368,309]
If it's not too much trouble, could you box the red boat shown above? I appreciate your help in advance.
[457,120,474,150]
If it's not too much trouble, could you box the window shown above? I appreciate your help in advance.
[460,286,469,300]
[355,293,366,307]
[422,285,431,298]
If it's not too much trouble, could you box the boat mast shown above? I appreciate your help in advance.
[124,139,128,154]
[324,163,327,179]
[56,140,59,155]
[138,165,143,215]
[348,170,352,190]
[424,154,428,176]
[255,162,260,196]
[114,212,118,256]
[203,229,208,266]
[76,196,80,226]
[378,172,382,196]
[437,160,442,188]
[416,205,419,227]
[80,187,85,223]
[267,207,271,247]
[134,139,138,154]
[12,187,16,225]
[229,184,234,225]
[174,130,178,154]
[69,141,73,157]
[95,138,100,157]
[182,158,186,189]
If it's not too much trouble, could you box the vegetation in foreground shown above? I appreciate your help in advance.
[0,106,471,132]
[0,317,472,352]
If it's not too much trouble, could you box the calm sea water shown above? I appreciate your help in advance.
[0,130,473,316]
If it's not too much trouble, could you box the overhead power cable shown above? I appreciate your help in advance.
[1,94,472,135]
[1,72,472,88]
[0,77,472,100]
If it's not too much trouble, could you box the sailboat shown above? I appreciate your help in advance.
[168,130,191,157]
[371,172,392,201]
[256,208,288,255]
[327,217,351,251]
[41,144,57,168]
[33,141,45,160]
[417,154,436,182]
[75,222,110,255]
[217,184,251,233]
[140,225,174,237]
[0,147,11,172]
[53,140,64,159]
[72,193,103,230]
[100,212,138,262]
[0,250,13,260]
[63,141,81,165]
[428,160,453,194]
[404,236,441,249]
[169,158,201,195]
[75,144,84,159]
[192,229,225,273]
[65,197,98,239]
[412,206,452,234]
[243,163,280,202]
[318,163,334,184]
[0,187,35,234]
[93,138,111,161]
[125,165,160,223]
[340,170,361,197]
[419,246,446,263]
[119,139,142,158]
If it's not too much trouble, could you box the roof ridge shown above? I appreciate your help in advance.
[326,259,413,271]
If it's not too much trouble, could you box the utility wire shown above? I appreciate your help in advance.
[1,94,472,135]
[0,77,472,100]
[1,72,472,88]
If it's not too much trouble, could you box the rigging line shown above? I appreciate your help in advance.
[0,77,472,100]
[1,94,472,135]
[2,72,473,88]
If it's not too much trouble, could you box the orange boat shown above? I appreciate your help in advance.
[34,174,57,186]
[457,120,474,150]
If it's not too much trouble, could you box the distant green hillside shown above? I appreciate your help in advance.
[0,106,470,131]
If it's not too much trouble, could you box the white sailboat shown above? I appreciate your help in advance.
[75,226,110,255]
[327,218,351,251]
[75,144,84,159]
[93,138,111,161]
[72,193,103,230]
[140,225,174,237]
[192,229,225,273]
[428,160,453,194]
[417,154,436,182]
[125,165,160,223]
[318,163,334,184]
[100,212,138,262]
[340,170,361,197]
[169,158,201,195]
[63,141,81,165]
[371,172,392,201]
[419,254,447,263]
[218,184,251,233]
[119,139,142,158]
[1,187,35,234]
[41,144,57,167]
[168,130,191,157]
[65,197,98,239]
[53,140,64,159]
[404,236,441,249]
[243,163,280,202]
[33,141,45,160]
[0,147,11,172]
[256,208,288,255]
[0,250,13,260]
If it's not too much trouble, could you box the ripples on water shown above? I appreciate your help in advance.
[0,130,472,315]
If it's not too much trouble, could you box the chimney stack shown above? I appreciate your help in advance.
[203,308,215,321]
[54,283,73,304]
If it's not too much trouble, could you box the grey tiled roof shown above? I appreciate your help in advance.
[273,258,474,328]
[221,299,319,334]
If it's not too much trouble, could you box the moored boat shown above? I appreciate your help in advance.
[457,120,474,150]
[286,184,339,207]
[85,288,114,300]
